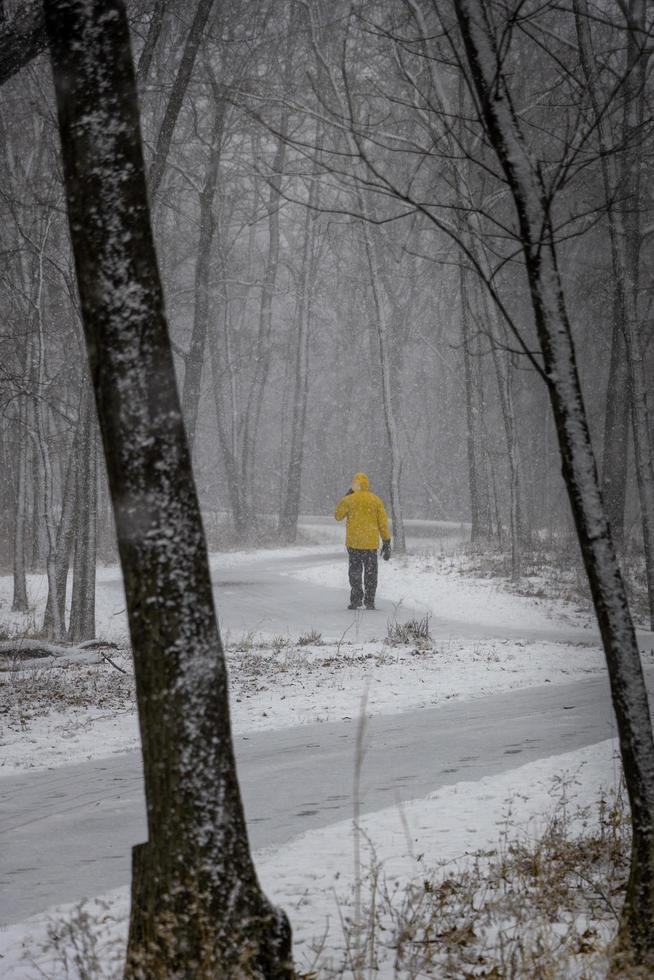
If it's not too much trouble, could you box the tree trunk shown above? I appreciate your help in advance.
[455,3,654,964]
[459,261,493,544]
[574,0,632,548]
[490,341,522,582]
[241,124,288,529]
[0,2,47,88]
[32,214,64,640]
[278,173,319,543]
[68,389,98,643]
[601,317,631,546]
[617,0,654,630]
[147,0,216,200]
[12,387,29,612]
[43,433,78,633]
[181,102,224,453]
[0,419,13,572]
[358,199,406,553]
[135,0,165,85]
[44,2,292,976]
[208,314,248,539]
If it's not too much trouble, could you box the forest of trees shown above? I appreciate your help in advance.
[7,0,653,630]
[2,0,654,975]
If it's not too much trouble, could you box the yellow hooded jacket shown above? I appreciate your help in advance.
[334,472,391,550]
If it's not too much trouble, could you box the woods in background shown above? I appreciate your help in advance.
[1,0,654,972]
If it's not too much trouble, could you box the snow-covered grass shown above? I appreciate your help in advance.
[439,537,651,631]
[1,538,637,977]
[1,626,607,776]
[0,740,626,979]
[287,550,596,635]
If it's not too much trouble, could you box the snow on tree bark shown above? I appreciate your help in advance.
[43,1,293,976]
[454,0,654,965]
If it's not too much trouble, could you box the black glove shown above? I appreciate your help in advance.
[381,540,391,560]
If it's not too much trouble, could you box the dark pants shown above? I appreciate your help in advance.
[348,547,378,607]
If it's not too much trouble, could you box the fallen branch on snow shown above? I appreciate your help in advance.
[0,640,127,672]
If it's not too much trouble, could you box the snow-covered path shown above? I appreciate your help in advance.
[100,546,653,648]
[4,670,651,925]
[4,543,654,942]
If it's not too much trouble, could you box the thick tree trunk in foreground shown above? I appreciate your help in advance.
[455,1,654,965]
[44,2,292,977]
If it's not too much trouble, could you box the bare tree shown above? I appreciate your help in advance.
[451,0,654,964]
[43,0,293,975]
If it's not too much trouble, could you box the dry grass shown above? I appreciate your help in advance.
[312,779,632,979]
[21,776,639,980]
[438,535,650,629]
[0,652,135,729]
[1,637,404,730]
[385,616,432,649]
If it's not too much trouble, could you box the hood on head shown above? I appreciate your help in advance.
[351,472,369,492]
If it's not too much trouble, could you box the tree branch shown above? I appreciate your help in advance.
[0,1,47,88]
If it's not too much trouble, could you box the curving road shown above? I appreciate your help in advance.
[2,542,654,926]
[1,673,636,925]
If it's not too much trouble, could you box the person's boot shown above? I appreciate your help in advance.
[364,600,376,610]
[348,601,362,610]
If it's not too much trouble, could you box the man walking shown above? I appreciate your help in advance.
[334,472,391,610]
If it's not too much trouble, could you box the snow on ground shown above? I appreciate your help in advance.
[0,739,621,978]
[0,538,626,975]
[0,547,339,647]
[0,632,605,775]
[0,547,608,776]
[289,551,594,634]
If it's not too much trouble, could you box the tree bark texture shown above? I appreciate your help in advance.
[43,2,293,976]
[455,0,654,964]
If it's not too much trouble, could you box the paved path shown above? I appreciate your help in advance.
[4,543,654,926]
[4,672,651,925]
[98,533,654,651]
[208,549,654,651]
